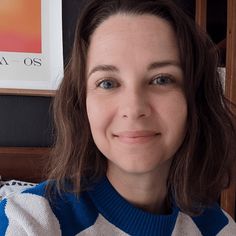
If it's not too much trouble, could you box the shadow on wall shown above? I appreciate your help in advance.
[0,96,53,147]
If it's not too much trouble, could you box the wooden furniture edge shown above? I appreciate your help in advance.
[220,0,236,220]
[195,0,207,30]
[0,147,51,182]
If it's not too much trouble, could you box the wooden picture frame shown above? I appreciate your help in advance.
[0,0,63,97]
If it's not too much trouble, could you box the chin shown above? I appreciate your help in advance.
[112,157,171,176]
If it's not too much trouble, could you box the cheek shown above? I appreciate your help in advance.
[157,93,187,136]
[86,95,113,157]
[86,95,114,136]
[86,96,101,132]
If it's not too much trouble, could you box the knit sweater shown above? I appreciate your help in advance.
[0,176,235,236]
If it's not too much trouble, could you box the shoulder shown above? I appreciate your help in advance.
[0,182,61,235]
[216,210,236,236]
[0,182,98,236]
[172,204,236,236]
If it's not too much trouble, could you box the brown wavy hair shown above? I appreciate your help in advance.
[46,0,236,215]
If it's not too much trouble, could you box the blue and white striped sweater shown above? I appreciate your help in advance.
[0,176,235,235]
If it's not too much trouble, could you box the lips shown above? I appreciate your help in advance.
[113,130,161,144]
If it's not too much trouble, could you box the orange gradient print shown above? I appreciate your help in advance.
[0,0,41,53]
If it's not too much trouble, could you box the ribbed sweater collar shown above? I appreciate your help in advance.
[88,176,179,236]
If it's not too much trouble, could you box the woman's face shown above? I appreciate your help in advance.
[86,14,187,176]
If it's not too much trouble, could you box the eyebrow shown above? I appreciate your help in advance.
[147,60,181,70]
[88,60,181,78]
[88,65,119,78]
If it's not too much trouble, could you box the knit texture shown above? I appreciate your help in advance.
[0,176,235,236]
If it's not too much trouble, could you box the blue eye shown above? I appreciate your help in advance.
[151,75,173,85]
[97,79,118,89]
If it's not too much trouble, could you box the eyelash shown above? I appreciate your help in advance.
[95,74,175,89]
[150,74,174,86]
[96,78,119,89]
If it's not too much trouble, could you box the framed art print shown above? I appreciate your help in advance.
[0,0,63,96]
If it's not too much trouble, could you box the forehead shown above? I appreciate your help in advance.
[90,13,174,38]
[87,14,179,70]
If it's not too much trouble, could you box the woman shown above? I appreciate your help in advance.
[0,0,235,235]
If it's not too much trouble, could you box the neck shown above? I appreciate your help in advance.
[107,160,172,214]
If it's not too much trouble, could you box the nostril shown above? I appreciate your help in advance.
[122,112,148,119]
[139,113,146,118]
[120,102,151,119]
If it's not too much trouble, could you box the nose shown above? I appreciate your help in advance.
[119,88,151,120]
